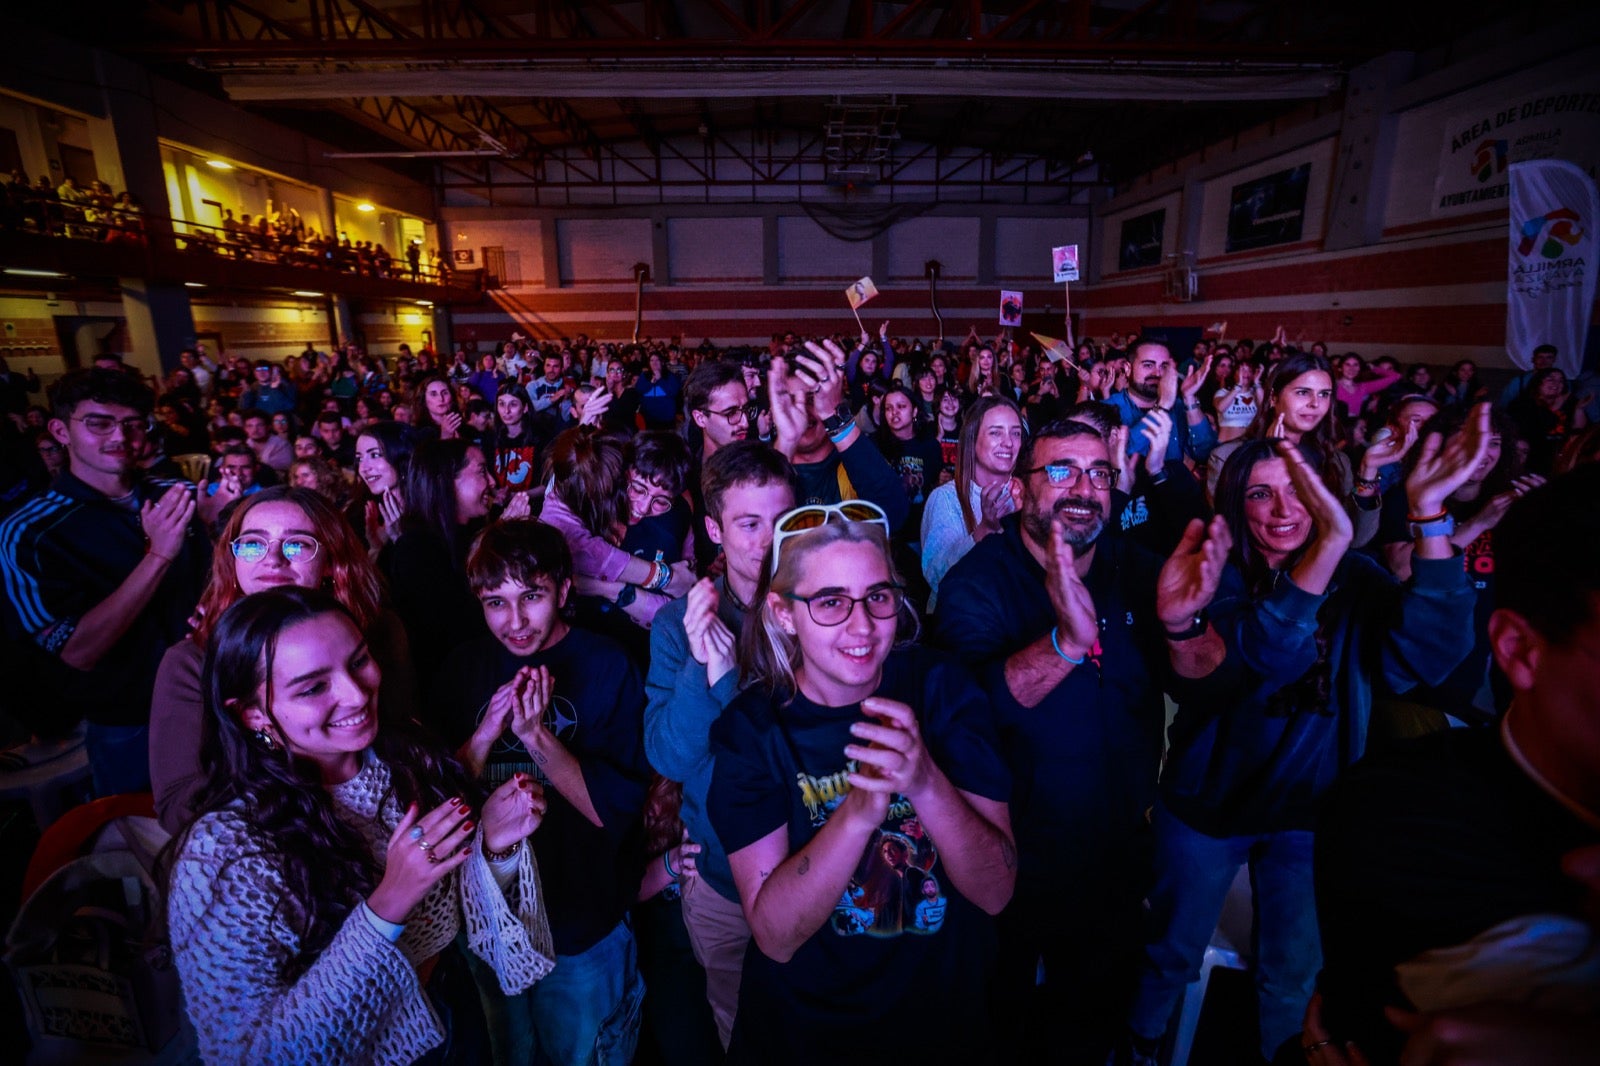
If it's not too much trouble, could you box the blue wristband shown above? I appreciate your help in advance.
[1050,626,1086,665]
[827,418,857,445]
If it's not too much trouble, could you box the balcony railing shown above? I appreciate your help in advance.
[0,191,481,299]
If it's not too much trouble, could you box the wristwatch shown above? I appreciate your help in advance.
[1408,514,1456,539]
[1163,612,1208,642]
[821,402,854,436]
[614,583,638,608]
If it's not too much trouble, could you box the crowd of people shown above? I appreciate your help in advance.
[0,170,448,281]
[0,171,148,244]
[0,322,1596,1066]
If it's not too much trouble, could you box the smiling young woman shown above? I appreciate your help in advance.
[707,502,1016,1063]
[167,587,555,1065]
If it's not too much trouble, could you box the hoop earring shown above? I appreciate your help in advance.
[253,728,277,751]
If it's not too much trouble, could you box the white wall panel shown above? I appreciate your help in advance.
[668,217,763,283]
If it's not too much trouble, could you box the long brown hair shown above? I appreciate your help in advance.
[192,486,383,646]
[956,395,1022,535]
[545,426,629,541]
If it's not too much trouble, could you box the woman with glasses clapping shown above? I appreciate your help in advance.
[707,500,1016,1063]
[150,486,418,834]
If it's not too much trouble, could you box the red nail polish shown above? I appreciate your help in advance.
[462,820,476,832]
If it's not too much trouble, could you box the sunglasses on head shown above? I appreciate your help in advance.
[769,500,890,577]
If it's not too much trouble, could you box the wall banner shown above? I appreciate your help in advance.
[1433,88,1600,217]
[1506,159,1597,376]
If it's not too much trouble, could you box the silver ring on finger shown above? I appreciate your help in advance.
[417,838,433,852]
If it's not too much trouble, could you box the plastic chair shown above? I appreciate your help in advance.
[1168,863,1255,1066]
[21,792,159,901]
[173,452,210,483]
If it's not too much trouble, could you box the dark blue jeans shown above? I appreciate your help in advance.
[85,722,151,797]
[1128,802,1320,1060]
[471,918,645,1066]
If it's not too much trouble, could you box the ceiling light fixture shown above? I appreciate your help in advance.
[357,203,375,212]
[292,290,324,298]
[205,160,234,171]
[4,268,68,278]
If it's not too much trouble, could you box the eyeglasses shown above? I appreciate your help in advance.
[703,403,756,424]
[785,584,906,627]
[770,500,890,577]
[230,535,320,563]
[71,414,153,437]
[1026,463,1115,489]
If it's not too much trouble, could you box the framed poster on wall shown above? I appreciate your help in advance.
[1225,164,1311,253]
[1117,209,1166,271]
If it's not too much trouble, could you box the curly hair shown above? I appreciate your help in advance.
[181,587,477,963]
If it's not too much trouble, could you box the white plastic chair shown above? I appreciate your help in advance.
[1168,863,1255,1066]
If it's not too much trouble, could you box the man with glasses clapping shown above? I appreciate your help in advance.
[0,369,217,794]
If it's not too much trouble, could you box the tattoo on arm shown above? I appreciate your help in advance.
[759,869,771,882]
[529,748,548,765]
[797,856,810,877]
[1000,838,1017,871]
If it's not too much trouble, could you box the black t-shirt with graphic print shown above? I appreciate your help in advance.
[708,646,1010,1064]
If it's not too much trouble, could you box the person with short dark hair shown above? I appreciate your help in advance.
[933,417,1231,1063]
[315,410,357,468]
[237,359,297,416]
[644,441,796,1047]
[1497,342,1560,408]
[1313,464,1600,1064]
[432,519,652,1066]
[0,369,218,794]
[1105,338,1218,466]
[242,411,292,474]
[684,359,754,570]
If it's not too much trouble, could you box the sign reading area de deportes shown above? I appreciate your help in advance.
[1433,88,1600,217]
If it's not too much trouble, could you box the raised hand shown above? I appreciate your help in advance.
[579,387,612,426]
[1138,407,1175,476]
[142,484,195,561]
[845,697,934,801]
[665,560,697,598]
[458,684,515,776]
[1359,422,1420,480]
[509,666,555,755]
[682,579,721,665]
[1157,362,1180,410]
[1046,517,1098,658]
[500,491,532,521]
[378,487,405,541]
[441,411,463,440]
[1407,402,1494,517]
[766,359,809,458]
[1180,355,1213,405]
[1277,439,1351,593]
[480,773,547,854]
[978,476,1020,532]
[369,796,475,923]
[798,339,849,411]
[1157,516,1233,630]
[879,320,890,341]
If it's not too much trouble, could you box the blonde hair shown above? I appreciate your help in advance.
[739,519,920,700]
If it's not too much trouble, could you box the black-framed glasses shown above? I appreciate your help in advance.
[230,535,320,563]
[784,584,906,627]
[703,402,757,424]
[71,414,153,437]
[1026,463,1115,489]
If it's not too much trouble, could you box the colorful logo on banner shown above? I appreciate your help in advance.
[1472,138,1509,183]
[1517,207,1585,260]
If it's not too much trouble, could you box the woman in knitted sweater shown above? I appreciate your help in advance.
[167,587,556,1065]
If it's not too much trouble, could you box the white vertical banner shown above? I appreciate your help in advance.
[1507,159,1598,377]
